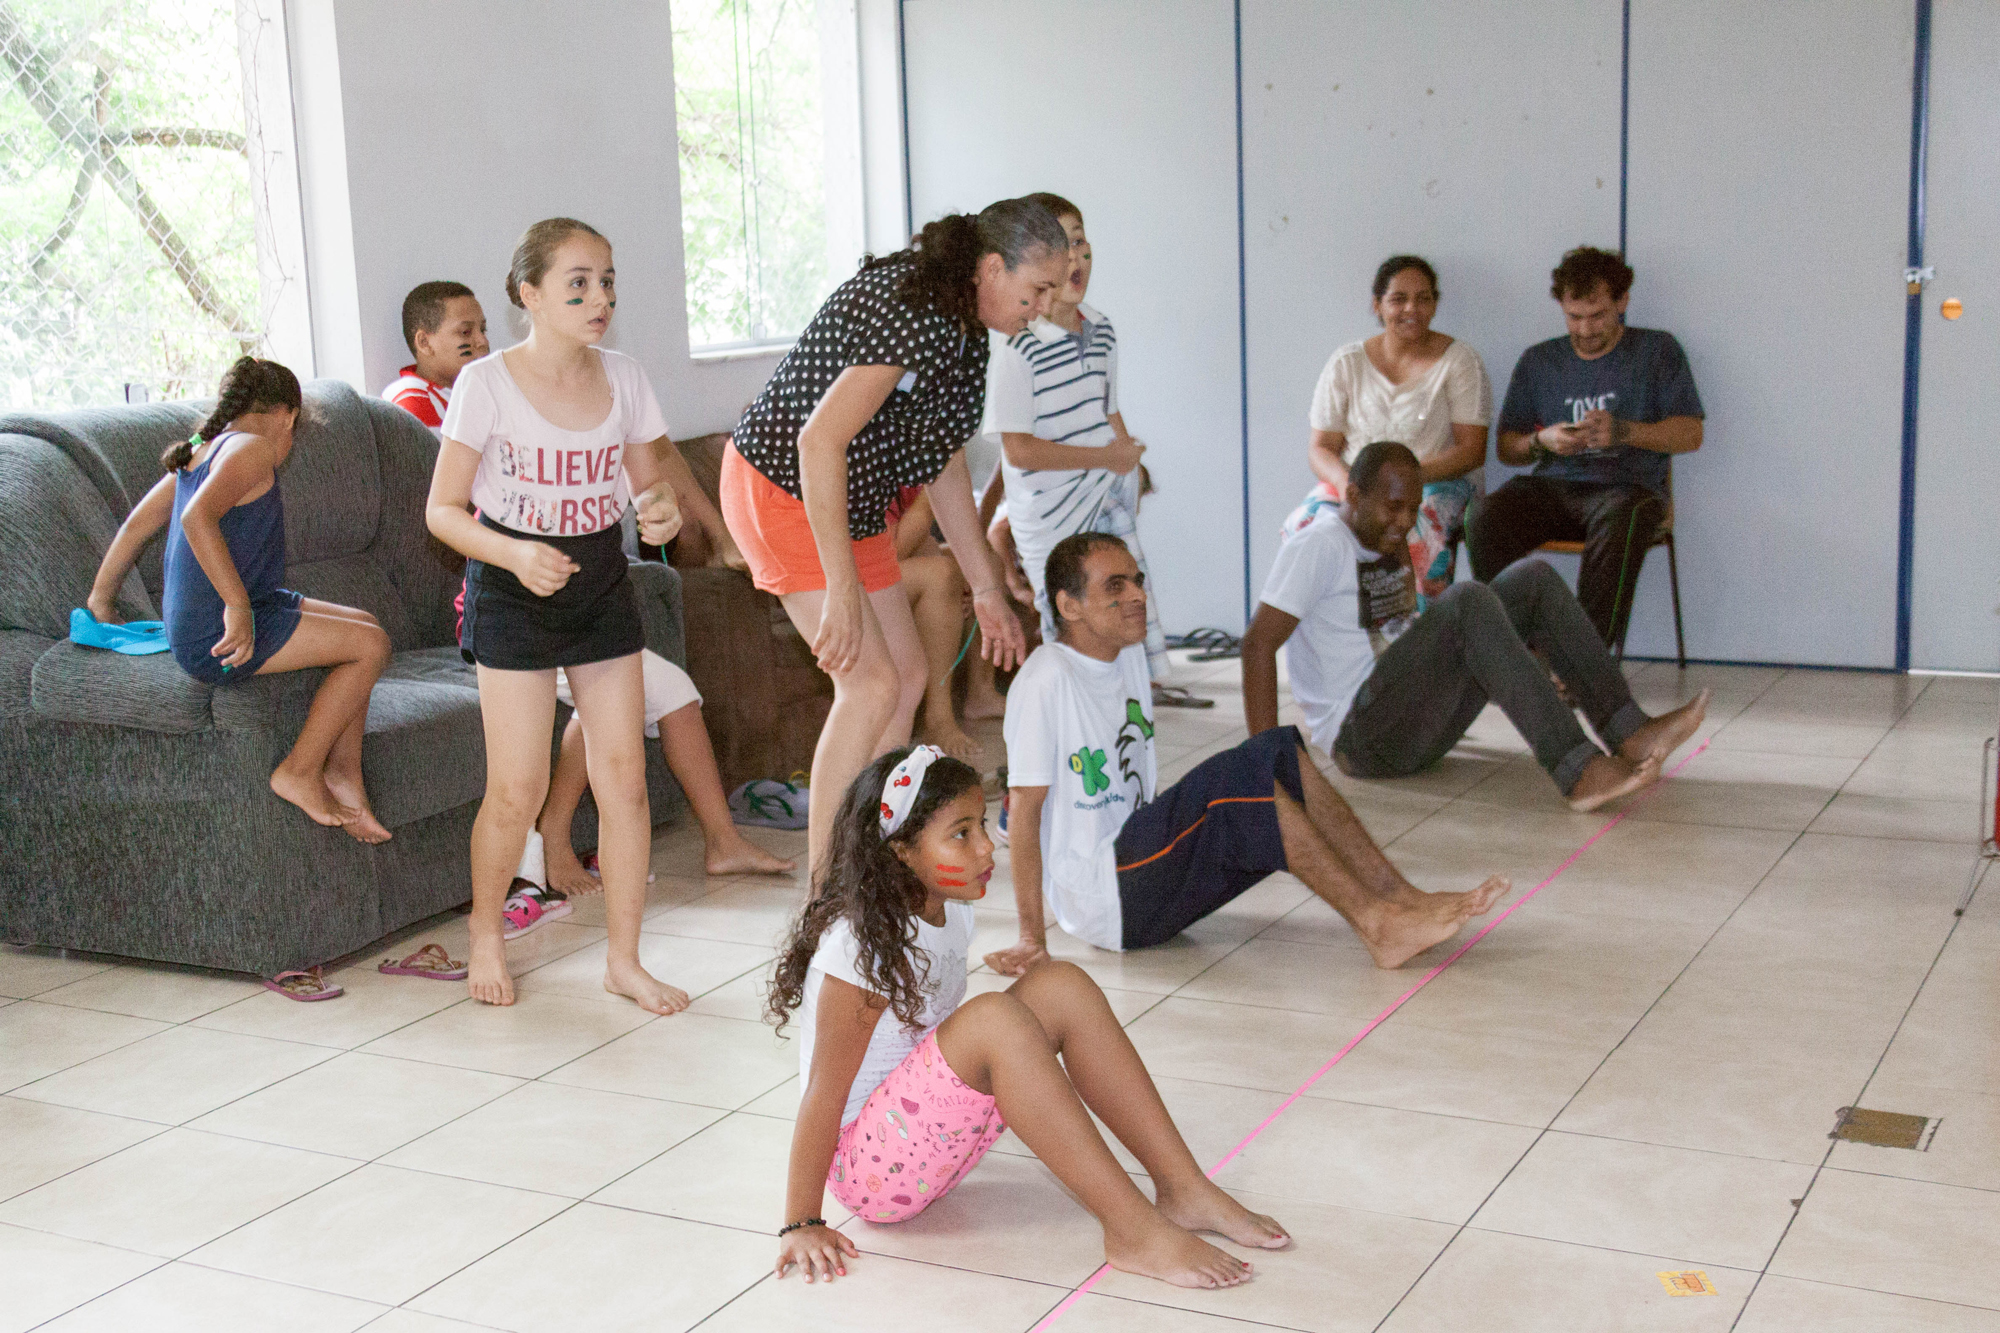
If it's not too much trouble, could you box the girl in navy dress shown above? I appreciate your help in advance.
[87,357,393,842]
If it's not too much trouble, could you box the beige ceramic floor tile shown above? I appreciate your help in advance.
[1123,997,1385,1094]
[561,873,719,928]
[1211,1095,1539,1224]
[736,1074,800,1119]
[1379,1227,1755,1331]
[35,1260,385,1332]
[1843,731,1990,803]
[1773,1168,2000,1309]
[512,932,770,1005]
[684,966,784,1022]
[383,1081,721,1196]
[0,947,117,1000]
[407,1202,771,1333]
[358,1313,504,1332]
[1172,938,1427,1019]
[1018,928,1241,998]
[1615,978,1906,1068]
[541,1011,797,1107]
[32,964,261,1023]
[1554,1045,1872,1164]
[187,1163,567,1305]
[1735,1273,2000,1331]
[1306,1020,1611,1128]
[1709,709,1892,759]
[590,1110,849,1231]
[1621,748,1858,832]
[12,1025,333,1123]
[0,1127,354,1257]
[692,1253,1065,1332]
[0,1097,162,1201]
[846,1150,1110,1286]
[1538,818,1797,924]
[1809,792,1981,844]
[0,1001,166,1093]
[642,878,807,948]
[1057,1293,1317,1333]
[1474,1132,1816,1271]
[356,991,652,1078]
[1825,1081,2000,1192]
[0,1223,161,1333]
[193,961,469,1049]
[371,916,606,981]
[188,1051,520,1159]
[1091,1190,1456,1332]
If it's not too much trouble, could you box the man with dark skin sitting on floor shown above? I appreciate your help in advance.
[986,531,1506,977]
[1241,441,1709,811]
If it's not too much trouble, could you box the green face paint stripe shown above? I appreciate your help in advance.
[566,298,584,305]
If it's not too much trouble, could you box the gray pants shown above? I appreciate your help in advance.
[1334,560,1648,795]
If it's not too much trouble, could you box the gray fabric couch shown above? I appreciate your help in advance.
[0,379,687,976]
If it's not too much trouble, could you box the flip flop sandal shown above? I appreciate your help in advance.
[579,851,656,883]
[377,943,470,980]
[261,967,344,1001]
[1153,684,1216,709]
[1168,627,1243,662]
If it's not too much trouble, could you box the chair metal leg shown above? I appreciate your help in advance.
[1963,737,1998,916]
[1665,535,1687,669]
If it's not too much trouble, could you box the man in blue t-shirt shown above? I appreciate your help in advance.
[1468,247,1704,647]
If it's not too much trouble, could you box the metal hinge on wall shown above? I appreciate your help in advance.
[1906,265,1936,294]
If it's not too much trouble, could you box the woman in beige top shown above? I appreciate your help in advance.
[1284,255,1491,602]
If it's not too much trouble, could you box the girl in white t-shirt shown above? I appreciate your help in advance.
[425,217,685,1013]
[1287,255,1492,604]
[766,746,1287,1288]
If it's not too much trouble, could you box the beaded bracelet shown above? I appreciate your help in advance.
[778,1217,827,1238]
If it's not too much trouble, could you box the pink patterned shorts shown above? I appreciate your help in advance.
[828,1029,1006,1224]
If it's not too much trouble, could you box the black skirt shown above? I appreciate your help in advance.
[460,515,644,671]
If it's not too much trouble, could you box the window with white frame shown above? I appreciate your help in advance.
[0,0,303,409]
[672,0,860,351]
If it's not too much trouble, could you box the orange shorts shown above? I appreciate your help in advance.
[720,443,901,596]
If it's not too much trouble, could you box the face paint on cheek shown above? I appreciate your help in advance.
[936,878,967,888]
[566,298,584,306]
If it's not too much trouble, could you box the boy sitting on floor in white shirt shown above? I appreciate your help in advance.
[987,532,1505,977]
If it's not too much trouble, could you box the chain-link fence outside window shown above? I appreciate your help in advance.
[1,0,274,410]
[673,0,836,350]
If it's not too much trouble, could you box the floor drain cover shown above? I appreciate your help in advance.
[1830,1106,1936,1149]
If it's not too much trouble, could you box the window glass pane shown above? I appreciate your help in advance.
[0,0,262,408]
[672,0,835,347]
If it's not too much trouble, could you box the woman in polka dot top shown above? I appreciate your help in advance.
[723,198,1071,869]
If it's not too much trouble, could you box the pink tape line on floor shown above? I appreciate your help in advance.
[1027,738,1712,1331]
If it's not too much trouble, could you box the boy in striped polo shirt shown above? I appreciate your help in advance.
[381,280,488,430]
[986,193,1180,695]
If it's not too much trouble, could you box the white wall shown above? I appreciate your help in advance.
[902,0,1244,634]
[1625,0,1913,666]
[1240,0,1622,603]
[287,0,784,437]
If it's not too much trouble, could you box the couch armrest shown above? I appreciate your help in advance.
[627,559,687,670]
[31,640,213,733]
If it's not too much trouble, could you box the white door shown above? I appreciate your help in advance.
[1910,0,2000,672]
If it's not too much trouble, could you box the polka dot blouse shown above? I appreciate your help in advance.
[733,253,989,539]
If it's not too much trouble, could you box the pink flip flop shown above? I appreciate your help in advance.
[377,943,469,980]
[262,967,344,1001]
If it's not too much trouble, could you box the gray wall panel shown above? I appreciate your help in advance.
[1911,0,2000,672]
[1240,0,1622,611]
[901,0,1244,634]
[1626,0,1912,666]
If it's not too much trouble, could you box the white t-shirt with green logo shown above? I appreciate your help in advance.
[1003,642,1157,950]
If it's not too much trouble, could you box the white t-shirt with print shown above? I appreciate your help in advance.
[797,900,975,1126]
[1259,512,1415,753]
[1308,338,1491,477]
[1003,641,1156,951]
[441,347,668,536]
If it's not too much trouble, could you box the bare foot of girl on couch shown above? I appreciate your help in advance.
[270,763,357,830]
[324,770,392,844]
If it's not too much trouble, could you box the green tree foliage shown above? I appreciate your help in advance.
[672,0,833,348]
[0,0,256,409]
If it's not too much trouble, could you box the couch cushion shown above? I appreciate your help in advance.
[31,640,213,733]
[0,438,155,639]
[277,380,383,565]
[359,668,484,828]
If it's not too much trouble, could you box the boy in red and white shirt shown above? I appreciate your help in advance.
[381,280,489,429]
